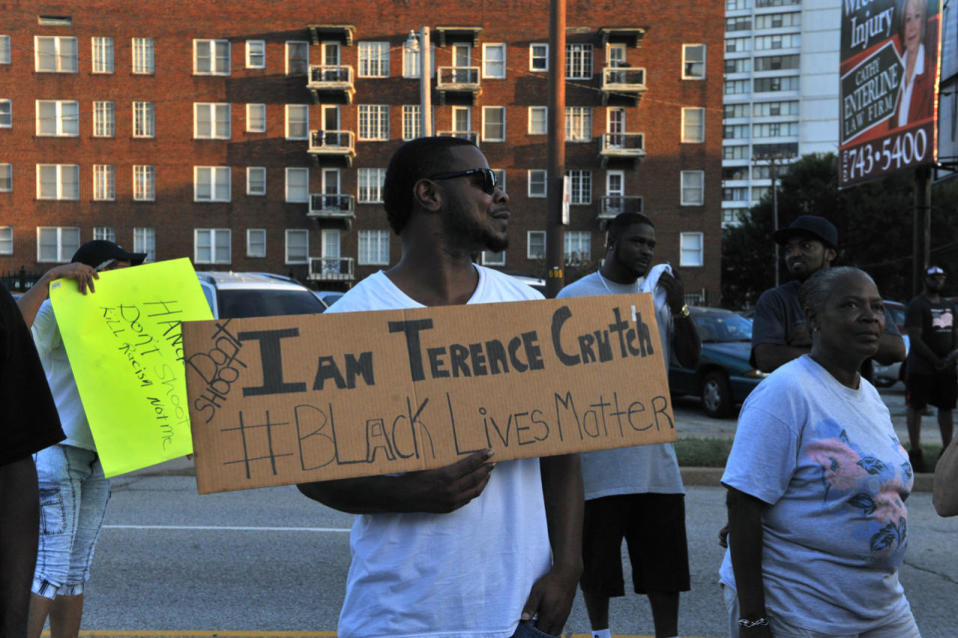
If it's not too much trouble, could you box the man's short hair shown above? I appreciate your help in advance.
[606,212,655,243]
[382,136,479,235]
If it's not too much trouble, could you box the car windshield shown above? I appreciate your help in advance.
[693,311,753,343]
[885,304,905,329]
[217,289,326,318]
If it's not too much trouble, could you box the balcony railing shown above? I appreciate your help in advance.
[436,66,480,92]
[600,67,648,104]
[307,65,354,91]
[308,256,355,282]
[308,130,356,157]
[598,196,644,219]
[437,130,479,145]
[599,132,646,161]
[308,193,355,219]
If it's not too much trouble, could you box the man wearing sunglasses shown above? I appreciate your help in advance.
[299,137,583,638]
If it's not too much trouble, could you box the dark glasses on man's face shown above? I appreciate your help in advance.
[427,168,498,195]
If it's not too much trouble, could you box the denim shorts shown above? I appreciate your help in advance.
[32,444,111,599]
[510,621,558,638]
[721,584,921,638]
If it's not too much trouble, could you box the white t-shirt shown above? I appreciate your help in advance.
[719,355,914,634]
[556,271,684,497]
[326,266,552,638]
[31,299,95,450]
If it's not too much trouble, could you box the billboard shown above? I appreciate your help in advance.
[839,0,942,187]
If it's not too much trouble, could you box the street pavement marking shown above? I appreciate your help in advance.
[101,525,351,533]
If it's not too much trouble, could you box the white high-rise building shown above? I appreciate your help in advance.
[722,0,840,226]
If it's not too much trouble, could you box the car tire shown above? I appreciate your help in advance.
[701,371,733,418]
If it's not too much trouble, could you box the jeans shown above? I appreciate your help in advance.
[32,445,111,599]
[511,621,558,638]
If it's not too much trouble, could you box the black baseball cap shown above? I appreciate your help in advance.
[71,240,147,270]
[773,215,838,249]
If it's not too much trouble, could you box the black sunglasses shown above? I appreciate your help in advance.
[427,168,498,195]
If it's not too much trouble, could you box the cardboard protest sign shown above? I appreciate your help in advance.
[50,258,213,476]
[183,294,675,494]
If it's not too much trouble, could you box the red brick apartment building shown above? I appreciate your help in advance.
[0,0,723,301]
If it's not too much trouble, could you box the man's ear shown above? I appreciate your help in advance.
[824,246,837,266]
[413,178,442,213]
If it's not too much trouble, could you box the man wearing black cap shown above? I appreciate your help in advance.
[904,266,958,472]
[16,240,145,638]
[750,215,905,373]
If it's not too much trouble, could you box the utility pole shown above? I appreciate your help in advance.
[913,165,932,295]
[752,152,785,288]
[406,28,432,137]
[545,0,566,298]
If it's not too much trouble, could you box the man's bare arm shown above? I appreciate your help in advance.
[872,333,906,366]
[934,437,958,517]
[753,342,809,372]
[16,263,98,327]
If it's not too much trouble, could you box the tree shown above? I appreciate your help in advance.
[722,153,958,308]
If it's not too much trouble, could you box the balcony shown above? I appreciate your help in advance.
[308,130,356,166]
[598,196,644,220]
[436,130,479,145]
[308,256,355,282]
[307,24,355,46]
[599,132,646,166]
[600,67,647,105]
[434,26,482,47]
[307,65,355,104]
[436,66,480,104]
[599,27,648,48]
[308,193,355,220]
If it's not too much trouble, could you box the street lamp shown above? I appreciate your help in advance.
[405,28,432,137]
[752,152,789,287]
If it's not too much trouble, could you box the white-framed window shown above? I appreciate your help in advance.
[35,36,77,72]
[133,101,154,137]
[358,41,389,77]
[285,167,308,203]
[357,168,386,203]
[528,106,547,135]
[132,38,154,74]
[358,104,389,141]
[0,163,10,191]
[285,104,308,140]
[93,101,115,137]
[246,167,266,195]
[285,229,309,264]
[93,164,115,201]
[566,170,592,204]
[133,227,155,262]
[0,100,10,127]
[246,40,265,69]
[133,165,155,201]
[482,106,505,142]
[566,43,592,79]
[36,100,79,136]
[527,230,546,260]
[91,37,113,73]
[195,228,231,265]
[481,250,506,266]
[402,41,433,78]
[402,105,421,140]
[247,228,266,258]
[36,164,79,200]
[754,34,801,50]
[194,103,230,139]
[482,43,506,78]
[528,169,547,197]
[246,103,266,132]
[194,39,230,75]
[0,226,11,255]
[93,226,115,242]
[565,106,592,142]
[680,232,704,266]
[681,107,705,143]
[37,227,81,262]
[680,170,705,206]
[0,36,9,65]
[530,43,548,71]
[564,231,591,265]
[358,229,390,265]
[682,44,706,79]
[286,40,308,74]
[194,166,230,202]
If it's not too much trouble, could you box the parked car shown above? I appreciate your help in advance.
[668,306,767,418]
[197,271,327,318]
[312,290,345,310]
[871,300,909,387]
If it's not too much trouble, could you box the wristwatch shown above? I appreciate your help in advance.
[675,304,691,318]
[737,617,769,630]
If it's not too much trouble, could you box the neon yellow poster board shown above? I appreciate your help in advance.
[50,258,213,476]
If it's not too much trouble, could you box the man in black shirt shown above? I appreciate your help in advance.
[905,266,958,472]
